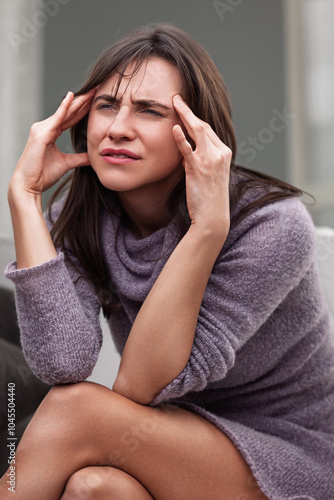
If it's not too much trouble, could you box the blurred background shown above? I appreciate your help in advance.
[1,0,334,239]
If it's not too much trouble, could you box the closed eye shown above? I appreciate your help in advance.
[95,101,163,117]
[141,108,163,117]
[96,103,115,111]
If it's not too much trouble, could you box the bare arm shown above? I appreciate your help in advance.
[113,95,231,405]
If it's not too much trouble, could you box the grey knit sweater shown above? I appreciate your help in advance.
[6,186,334,500]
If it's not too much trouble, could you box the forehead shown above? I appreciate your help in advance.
[97,57,182,98]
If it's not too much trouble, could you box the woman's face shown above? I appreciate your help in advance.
[87,57,184,201]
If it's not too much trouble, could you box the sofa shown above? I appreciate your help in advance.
[0,235,51,475]
[0,286,51,475]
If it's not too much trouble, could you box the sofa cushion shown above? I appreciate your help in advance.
[0,287,20,346]
[0,338,51,433]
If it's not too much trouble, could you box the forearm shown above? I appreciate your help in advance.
[113,224,227,405]
[8,182,57,269]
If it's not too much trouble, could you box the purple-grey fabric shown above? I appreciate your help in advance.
[5,184,334,500]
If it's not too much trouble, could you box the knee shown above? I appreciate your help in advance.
[23,382,133,457]
[44,381,97,406]
[61,466,146,500]
[20,382,103,446]
[37,381,107,422]
[61,467,104,499]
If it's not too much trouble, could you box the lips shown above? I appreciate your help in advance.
[101,148,140,160]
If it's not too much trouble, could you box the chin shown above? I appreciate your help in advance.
[96,175,140,193]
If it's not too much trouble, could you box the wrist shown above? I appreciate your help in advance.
[188,217,229,248]
[184,223,227,263]
[8,178,43,214]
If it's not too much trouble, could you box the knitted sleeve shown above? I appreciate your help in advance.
[5,200,103,385]
[151,197,317,405]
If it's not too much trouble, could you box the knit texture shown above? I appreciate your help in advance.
[5,183,334,500]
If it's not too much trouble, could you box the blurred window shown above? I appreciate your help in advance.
[285,0,334,226]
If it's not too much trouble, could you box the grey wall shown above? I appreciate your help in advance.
[43,0,287,181]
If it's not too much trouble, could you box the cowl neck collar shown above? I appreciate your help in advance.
[100,209,181,303]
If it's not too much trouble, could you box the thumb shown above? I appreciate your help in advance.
[64,152,90,170]
[173,125,193,159]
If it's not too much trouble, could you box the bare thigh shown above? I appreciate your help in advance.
[10,382,269,500]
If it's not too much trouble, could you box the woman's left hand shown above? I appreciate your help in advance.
[172,95,231,238]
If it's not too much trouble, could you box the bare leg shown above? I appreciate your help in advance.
[0,382,268,500]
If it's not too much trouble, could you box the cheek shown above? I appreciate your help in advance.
[86,117,100,153]
[149,123,179,155]
[167,127,182,162]
[158,137,181,172]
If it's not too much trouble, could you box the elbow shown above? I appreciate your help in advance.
[112,375,155,406]
[22,337,101,385]
[34,366,92,385]
[29,357,96,385]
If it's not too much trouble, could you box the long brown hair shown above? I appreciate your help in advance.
[48,23,306,318]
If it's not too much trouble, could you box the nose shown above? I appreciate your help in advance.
[107,107,135,142]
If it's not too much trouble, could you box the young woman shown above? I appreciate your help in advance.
[1,24,333,500]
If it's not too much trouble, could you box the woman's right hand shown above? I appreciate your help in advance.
[8,89,96,201]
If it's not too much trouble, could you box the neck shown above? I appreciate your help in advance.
[117,171,184,239]
[120,196,168,238]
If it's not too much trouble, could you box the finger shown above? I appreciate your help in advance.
[52,89,95,129]
[172,125,193,164]
[50,91,75,126]
[197,118,223,149]
[200,121,232,159]
[69,89,96,114]
[173,95,209,152]
[61,97,94,130]
[62,90,96,122]
[174,96,232,160]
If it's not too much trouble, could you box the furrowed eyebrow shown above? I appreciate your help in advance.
[93,94,172,110]
[131,98,172,111]
[93,94,117,104]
